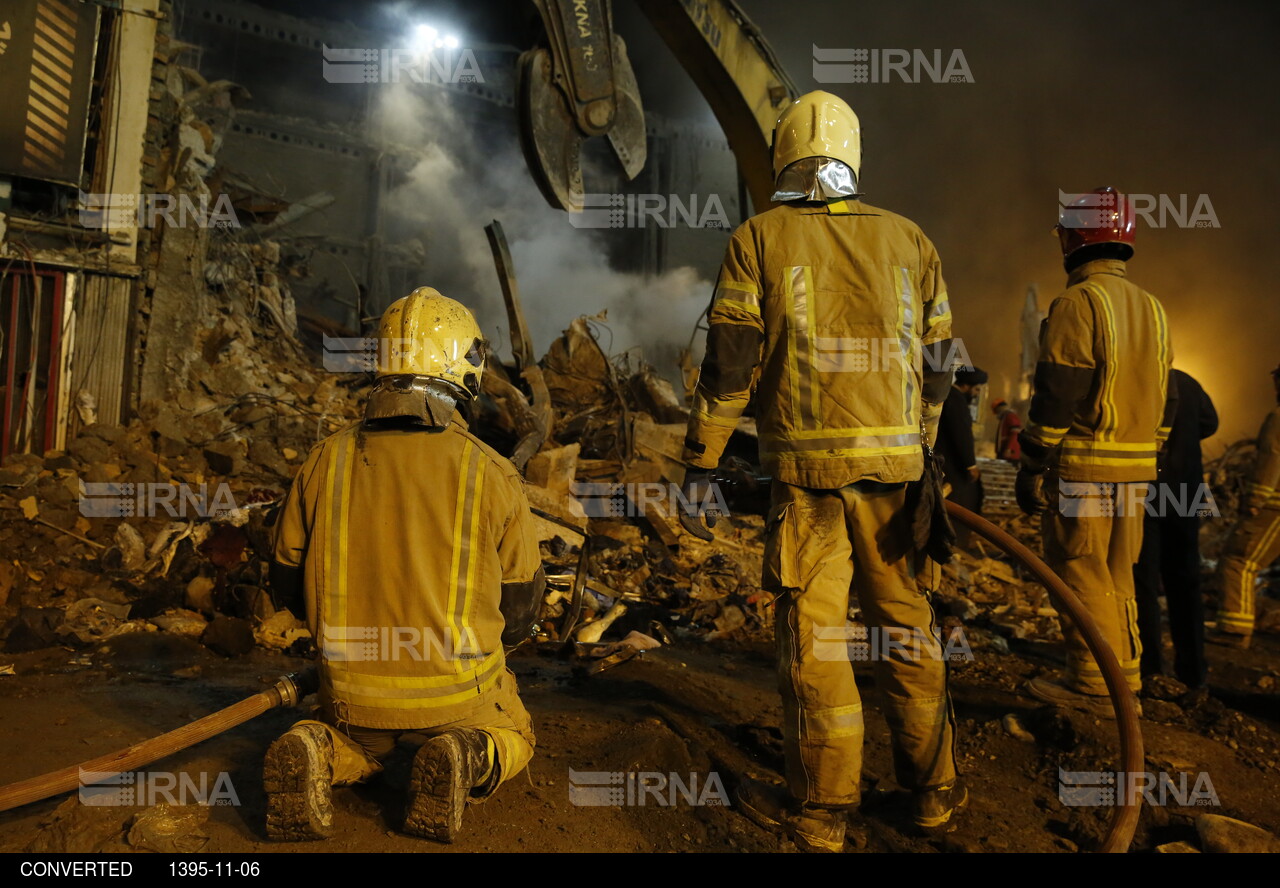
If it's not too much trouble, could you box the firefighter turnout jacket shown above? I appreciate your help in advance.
[682,199,955,488]
[1019,259,1176,481]
[272,416,544,730]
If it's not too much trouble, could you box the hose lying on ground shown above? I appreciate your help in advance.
[945,501,1144,854]
[0,667,317,814]
[0,509,1140,852]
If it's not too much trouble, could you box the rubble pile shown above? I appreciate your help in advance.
[493,314,773,664]
[0,311,362,655]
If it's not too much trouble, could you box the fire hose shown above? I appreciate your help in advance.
[0,667,318,814]
[0,505,1141,851]
[679,498,1143,852]
[944,501,1143,853]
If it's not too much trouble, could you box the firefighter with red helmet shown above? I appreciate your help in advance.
[1016,187,1176,715]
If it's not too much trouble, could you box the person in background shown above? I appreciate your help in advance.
[1133,368,1217,691]
[992,399,1023,463]
[938,367,987,539]
[1211,362,1280,649]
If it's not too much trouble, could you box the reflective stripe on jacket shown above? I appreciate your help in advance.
[1021,259,1175,483]
[273,418,541,729]
[683,199,955,490]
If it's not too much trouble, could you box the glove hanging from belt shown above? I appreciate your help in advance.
[907,443,956,564]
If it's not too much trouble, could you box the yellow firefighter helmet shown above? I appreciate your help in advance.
[772,90,862,182]
[376,287,486,398]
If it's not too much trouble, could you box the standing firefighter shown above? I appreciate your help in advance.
[1017,188,1176,713]
[265,289,544,842]
[1212,363,1280,648]
[682,91,963,851]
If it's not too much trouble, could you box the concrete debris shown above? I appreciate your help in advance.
[26,797,127,853]
[1002,713,1036,743]
[126,804,211,854]
[254,609,311,652]
[574,630,663,675]
[55,599,143,644]
[148,608,209,639]
[1195,814,1280,853]
[114,524,147,572]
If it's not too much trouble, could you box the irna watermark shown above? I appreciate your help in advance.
[569,193,730,230]
[570,481,729,520]
[813,624,974,663]
[813,45,974,84]
[1057,480,1219,518]
[1059,190,1219,229]
[78,192,239,230]
[78,481,239,519]
[1058,768,1219,807]
[321,625,484,663]
[79,769,240,807]
[568,770,730,807]
[321,45,483,84]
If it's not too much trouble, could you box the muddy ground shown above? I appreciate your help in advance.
[0,624,1276,853]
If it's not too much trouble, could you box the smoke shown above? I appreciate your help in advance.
[373,82,710,374]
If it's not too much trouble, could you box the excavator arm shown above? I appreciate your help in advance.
[518,0,796,216]
[632,0,797,214]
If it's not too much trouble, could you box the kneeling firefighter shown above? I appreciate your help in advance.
[265,288,545,842]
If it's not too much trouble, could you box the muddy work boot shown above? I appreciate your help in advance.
[912,779,968,832]
[735,777,848,853]
[263,724,334,841]
[1025,676,1141,720]
[404,729,494,842]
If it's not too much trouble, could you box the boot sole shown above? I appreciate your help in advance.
[404,735,465,842]
[263,733,333,842]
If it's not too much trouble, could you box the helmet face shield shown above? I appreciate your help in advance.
[771,156,860,202]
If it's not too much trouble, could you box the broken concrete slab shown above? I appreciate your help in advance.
[1195,814,1280,853]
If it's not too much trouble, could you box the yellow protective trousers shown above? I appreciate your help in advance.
[1216,508,1280,636]
[288,667,535,796]
[766,479,957,806]
[1045,480,1146,694]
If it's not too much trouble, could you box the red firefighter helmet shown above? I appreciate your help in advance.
[1056,186,1136,261]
